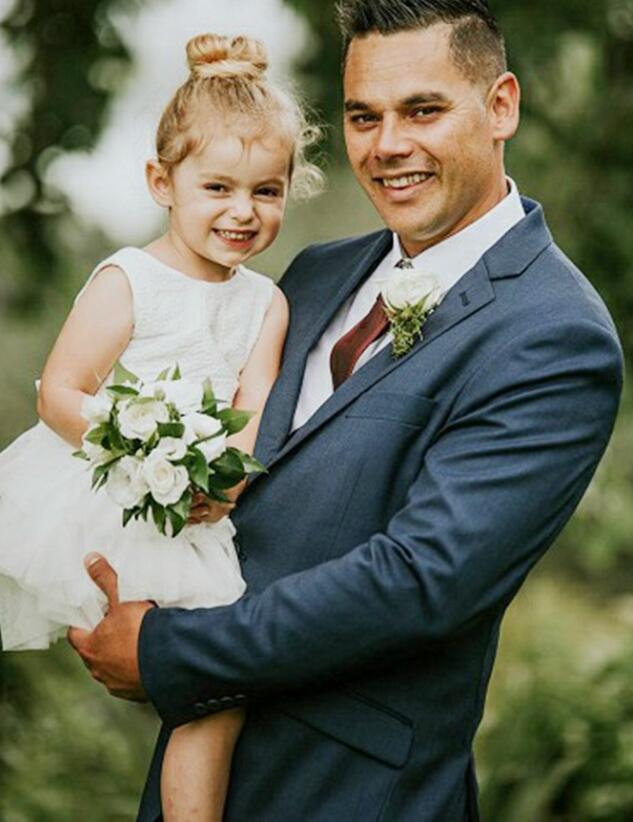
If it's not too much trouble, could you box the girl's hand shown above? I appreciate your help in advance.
[188,493,236,525]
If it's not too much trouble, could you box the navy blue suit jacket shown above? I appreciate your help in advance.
[136,200,623,821]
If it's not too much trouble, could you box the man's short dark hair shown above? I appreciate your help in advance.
[336,0,507,87]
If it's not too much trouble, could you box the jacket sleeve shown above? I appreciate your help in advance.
[138,318,623,728]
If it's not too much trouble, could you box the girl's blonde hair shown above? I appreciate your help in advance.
[156,33,324,200]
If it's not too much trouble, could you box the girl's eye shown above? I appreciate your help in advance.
[203,183,227,192]
[256,187,281,198]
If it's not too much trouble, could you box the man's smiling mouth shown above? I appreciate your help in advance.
[376,172,434,189]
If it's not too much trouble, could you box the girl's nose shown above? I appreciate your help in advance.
[229,195,255,224]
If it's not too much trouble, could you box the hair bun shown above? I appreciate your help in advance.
[186,33,268,80]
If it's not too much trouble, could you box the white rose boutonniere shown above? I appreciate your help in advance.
[381,270,442,358]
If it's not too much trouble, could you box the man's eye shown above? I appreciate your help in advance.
[412,107,441,119]
[350,114,379,125]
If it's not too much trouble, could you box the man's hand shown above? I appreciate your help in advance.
[67,553,155,702]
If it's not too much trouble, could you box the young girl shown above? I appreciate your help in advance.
[0,33,322,821]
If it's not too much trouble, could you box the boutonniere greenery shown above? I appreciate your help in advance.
[381,270,442,358]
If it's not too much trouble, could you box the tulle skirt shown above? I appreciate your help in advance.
[0,421,246,651]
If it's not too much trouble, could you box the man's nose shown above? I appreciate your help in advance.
[373,118,414,162]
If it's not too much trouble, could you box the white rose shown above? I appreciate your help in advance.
[81,394,113,425]
[106,456,149,508]
[140,379,203,414]
[142,451,189,506]
[182,412,227,464]
[118,400,170,442]
[382,271,442,311]
[161,380,203,414]
[198,433,228,464]
[81,437,110,466]
[155,436,187,462]
[182,412,223,443]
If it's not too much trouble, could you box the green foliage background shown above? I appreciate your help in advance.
[1,1,632,819]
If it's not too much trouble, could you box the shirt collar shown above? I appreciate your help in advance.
[388,178,525,294]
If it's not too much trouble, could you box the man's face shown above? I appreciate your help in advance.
[344,25,508,256]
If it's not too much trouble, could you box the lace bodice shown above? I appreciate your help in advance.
[80,247,275,404]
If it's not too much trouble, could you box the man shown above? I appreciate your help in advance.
[70,1,623,819]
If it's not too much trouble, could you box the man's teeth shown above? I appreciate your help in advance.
[381,173,431,189]
[217,230,255,240]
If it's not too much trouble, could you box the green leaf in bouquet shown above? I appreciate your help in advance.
[133,395,162,405]
[201,378,218,414]
[155,366,171,381]
[73,449,89,461]
[85,424,108,446]
[235,450,268,476]
[189,447,210,492]
[217,408,255,435]
[151,501,166,534]
[166,507,186,538]
[113,361,140,386]
[208,448,246,489]
[205,487,231,504]
[172,363,182,381]
[213,448,246,475]
[91,463,110,490]
[157,422,186,439]
[171,489,192,521]
[106,422,127,453]
[122,508,136,528]
[90,452,126,490]
[107,384,140,398]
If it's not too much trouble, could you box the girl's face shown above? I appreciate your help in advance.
[149,127,291,278]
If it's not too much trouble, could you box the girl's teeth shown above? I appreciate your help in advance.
[382,173,430,189]
[218,230,254,240]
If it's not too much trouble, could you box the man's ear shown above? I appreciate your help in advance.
[488,72,521,143]
[145,159,173,208]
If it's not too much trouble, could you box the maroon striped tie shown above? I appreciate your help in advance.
[330,294,390,389]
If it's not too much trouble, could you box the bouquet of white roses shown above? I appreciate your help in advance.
[75,363,265,537]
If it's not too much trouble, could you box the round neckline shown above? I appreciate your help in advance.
[132,247,244,287]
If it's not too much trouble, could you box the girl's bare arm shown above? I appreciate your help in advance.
[37,266,133,449]
[189,284,289,524]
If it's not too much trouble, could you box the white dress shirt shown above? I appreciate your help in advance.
[292,179,525,431]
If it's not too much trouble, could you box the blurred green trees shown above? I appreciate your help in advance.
[0,0,133,313]
[1,0,632,819]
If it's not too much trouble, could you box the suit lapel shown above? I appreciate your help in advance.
[254,230,392,465]
[262,258,494,472]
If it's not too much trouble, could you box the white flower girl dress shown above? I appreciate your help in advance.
[0,248,274,650]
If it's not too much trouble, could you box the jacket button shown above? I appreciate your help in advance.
[206,698,221,709]
[234,694,247,704]
[194,702,208,716]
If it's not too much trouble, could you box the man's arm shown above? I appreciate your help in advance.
[139,317,622,728]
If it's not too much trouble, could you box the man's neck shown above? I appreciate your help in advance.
[399,176,511,259]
